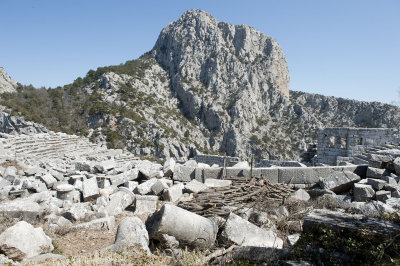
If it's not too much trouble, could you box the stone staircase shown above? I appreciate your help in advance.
[0,132,139,166]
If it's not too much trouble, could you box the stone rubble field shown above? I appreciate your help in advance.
[0,132,399,264]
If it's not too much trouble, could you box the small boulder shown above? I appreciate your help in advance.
[109,217,150,253]
[290,189,310,201]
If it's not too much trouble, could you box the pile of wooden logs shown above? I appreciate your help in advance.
[178,177,293,217]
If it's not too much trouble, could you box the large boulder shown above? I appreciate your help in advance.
[0,221,53,261]
[222,213,283,248]
[146,204,217,249]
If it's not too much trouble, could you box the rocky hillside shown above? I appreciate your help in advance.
[0,67,17,94]
[1,10,400,161]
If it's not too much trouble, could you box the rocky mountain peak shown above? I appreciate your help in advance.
[0,67,17,94]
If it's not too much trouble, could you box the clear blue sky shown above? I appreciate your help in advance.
[1,0,399,104]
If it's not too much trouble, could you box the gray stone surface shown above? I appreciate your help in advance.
[162,183,184,202]
[0,198,41,222]
[290,188,310,201]
[394,157,400,175]
[71,216,115,231]
[82,177,99,201]
[134,178,158,195]
[222,213,283,248]
[367,178,387,190]
[151,179,169,195]
[319,171,361,193]
[0,67,17,93]
[184,179,209,193]
[163,158,176,177]
[366,167,386,179]
[134,195,158,215]
[375,190,391,202]
[94,160,116,173]
[110,216,150,253]
[353,183,375,202]
[62,202,93,222]
[304,208,400,235]
[0,221,53,261]
[104,187,135,216]
[173,164,195,182]
[204,178,232,188]
[38,173,57,188]
[146,204,217,249]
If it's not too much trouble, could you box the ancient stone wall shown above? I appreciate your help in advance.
[317,128,400,165]
[193,154,239,167]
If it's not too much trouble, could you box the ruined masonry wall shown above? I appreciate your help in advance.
[317,128,400,165]
[193,154,239,167]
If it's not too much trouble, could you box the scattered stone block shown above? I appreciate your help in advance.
[353,183,375,202]
[134,195,158,215]
[136,160,163,179]
[368,154,393,169]
[366,167,385,179]
[367,178,387,190]
[381,176,397,186]
[82,177,99,201]
[163,158,176,177]
[184,179,208,193]
[0,221,53,261]
[71,216,115,231]
[62,202,93,222]
[290,188,310,201]
[123,181,138,191]
[93,160,115,173]
[75,161,91,172]
[38,173,57,188]
[162,183,184,202]
[183,159,198,167]
[151,179,169,195]
[146,204,217,249]
[173,164,195,182]
[0,198,41,222]
[204,178,232,188]
[319,171,360,193]
[386,198,400,210]
[222,213,283,248]
[134,178,158,195]
[109,217,150,253]
[375,190,391,202]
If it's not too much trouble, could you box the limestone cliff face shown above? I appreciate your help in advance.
[0,68,17,94]
[150,9,290,158]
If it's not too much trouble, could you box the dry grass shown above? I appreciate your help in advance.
[23,247,208,266]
